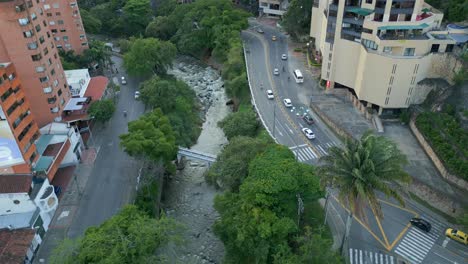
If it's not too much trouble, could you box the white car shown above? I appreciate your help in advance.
[302,128,315,139]
[134,91,140,99]
[121,76,127,85]
[281,54,287,60]
[266,90,274,99]
[283,98,292,107]
[274,68,279,75]
[257,28,264,34]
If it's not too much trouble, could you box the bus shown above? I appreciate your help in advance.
[293,69,303,83]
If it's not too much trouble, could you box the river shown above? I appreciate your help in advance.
[162,56,229,263]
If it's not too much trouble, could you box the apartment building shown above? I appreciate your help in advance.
[44,0,88,54]
[0,0,72,126]
[310,0,458,114]
[259,0,288,17]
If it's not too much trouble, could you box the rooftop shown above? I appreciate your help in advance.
[84,76,108,101]
[64,69,91,97]
[0,229,34,264]
[0,175,31,194]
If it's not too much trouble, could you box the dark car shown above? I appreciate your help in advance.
[302,114,314,125]
[410,218,431,232]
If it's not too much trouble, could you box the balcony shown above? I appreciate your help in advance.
[33,135,71,181]
[377,25,430,40]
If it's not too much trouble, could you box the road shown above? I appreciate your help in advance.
[67,55,145,237]
[242,20,468,264]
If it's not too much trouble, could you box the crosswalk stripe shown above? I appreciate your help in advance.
[397,240,427,259]
[349,248,354,264]
[349,248,396,264]
[395,247,423,263]
[301,148,314,160]
[318,145,327,155]
[296,151,305,161]
[304,147,317,159]
[359,249,362,264]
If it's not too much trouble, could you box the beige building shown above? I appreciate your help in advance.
[259,0,288,17]
[310,0,458,114]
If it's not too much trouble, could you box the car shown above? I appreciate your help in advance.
[134,91,140,99]
[283,98,292,107]
[256,28,264,34]
[302,114,314,125]
[266,90,274,99]
[410,218,431,232]
[121,76,127,85]
[281,54,287,60]
[272,35,277,41]
[273,68,279,75]
[445,228,468,245]
[302,128,315,139]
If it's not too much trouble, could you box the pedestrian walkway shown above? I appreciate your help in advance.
[290,145,318,162]
[349,248,395,264]
[393,214,445,264]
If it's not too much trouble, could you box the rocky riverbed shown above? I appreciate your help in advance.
[162,56,229,263]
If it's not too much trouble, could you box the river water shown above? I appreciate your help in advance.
[162,56,229,263]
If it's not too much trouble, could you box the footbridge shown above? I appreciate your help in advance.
[177,147,217,165]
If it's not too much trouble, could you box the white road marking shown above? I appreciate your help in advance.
[349,248,395,264]
[318,145,328,155]
[289,144,307,150]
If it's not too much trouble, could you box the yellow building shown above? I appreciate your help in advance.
[310,0,458,114]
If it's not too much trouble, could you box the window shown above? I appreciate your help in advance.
[431,44,439,53]
[42,20,46,27]
[23,30,34,38]
[43,86,52,93]
[49,21,55,25]
[52,3,59,8]
[60,29,66,32]
[38,7,43,15]
[55,12,61,16]
[43,47,49,55]
[39,36,45,44]
[35,24,41,32]
[46,12,52,17]
[39,76,49,83]
[366,0,372,3]
[362,39,378,50]
[51,29,57,33]
[81,42,88,46]
[18,18,30,26]
[57,45,63,49]
[47,31,50,38]
[26,0,33,8]
[58,20,64,25]
[79,34,85,40]
[63,36,69,42]
[383,46,392,53]
[404,48,415,56]
[18,122,32,141]
[53,79,59,86]
[31,54,42,61]
[70,2,77,7]
[446,44,454,53]
[54,36,60,41]
[65,44,71,48]
[35,66,45,72]
[57,89,62,96]
[47,96,57,104]
[47,58,52,66]
[44,4,50,10]
[15,4,26,12]
[31,12,37,20]
[1,88,14,102]
[60,97,65,105]
[54,53,57,59]
[27,41,38,49]
[50,69,55,75]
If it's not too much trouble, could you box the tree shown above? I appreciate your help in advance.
[205,136,269,191]
[83,40,112,69]
[50,205,183,264]
[79,9,102,34]
[123,38,177,77]
[120,109,177,163]
[89,3,124,36]
[145,16,176,40]
[218,109,259,140]
[139,76,201,147]
[319,131,411,219]
[281,0,313,40]
[123,0,153,36]
[295,227,343,263]
[87,99,115,123]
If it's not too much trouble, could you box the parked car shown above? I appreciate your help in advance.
[445,228,468,245]
[302,114,314,125]
[281,54,288,60]
[283,98,292,107]
[302,128,315,139]
[410,218,431,232]
[274,68,279,75]
[266,90,274,99]
[272,35,277,41]
[257,28,264,34]
[121,76,127,85]
[134,91,140,99]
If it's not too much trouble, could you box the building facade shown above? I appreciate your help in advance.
[259,0,288,17]
[310,0,457,114]
[44,0,88,54]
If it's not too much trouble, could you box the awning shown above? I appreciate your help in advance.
[448,33,468,44]
[63,97,88,111]
[378,23,429,30]
[347,7,374,16]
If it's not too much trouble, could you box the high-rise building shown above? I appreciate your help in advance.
[44,0,88,55]
[0,0,73,126]
[310,0,459,114]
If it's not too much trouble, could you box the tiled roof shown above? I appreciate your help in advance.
[0,175,32,194]
[0,229,34,264]
[84,76,108,101]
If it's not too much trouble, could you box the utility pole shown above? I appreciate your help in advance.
[340,212,353,256]
[323,188,331,226]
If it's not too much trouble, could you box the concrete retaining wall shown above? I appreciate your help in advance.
[409,116,468,191]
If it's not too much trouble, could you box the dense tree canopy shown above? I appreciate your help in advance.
[123,0,153,36]
[281,0,313,40]
[79,9,102,34]
[123,38,177,77]
[319,131,411,219]
[50,205,182,264]
[145,16,176,40]
[218,109,259,140]
[426,0,468,22]
[139,76,201,147]
[120,109,177,163]
[87,99,115,123]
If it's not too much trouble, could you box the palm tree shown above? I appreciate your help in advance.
[319,131,411,252]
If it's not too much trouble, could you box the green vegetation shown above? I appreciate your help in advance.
[123,38,177,77]
[416,111,468,180]
[122,0,153,36]
[50,205,182,263]
[87,99,115,123]
[79,9,101,34]
[425,0,468,22]
[120,109,177,166]
[281,0,313,40]
[139,76,201,147]
[135,178,159,217]
[60,40,112,70]
[319,131,411,219]
[218,109,260,140]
